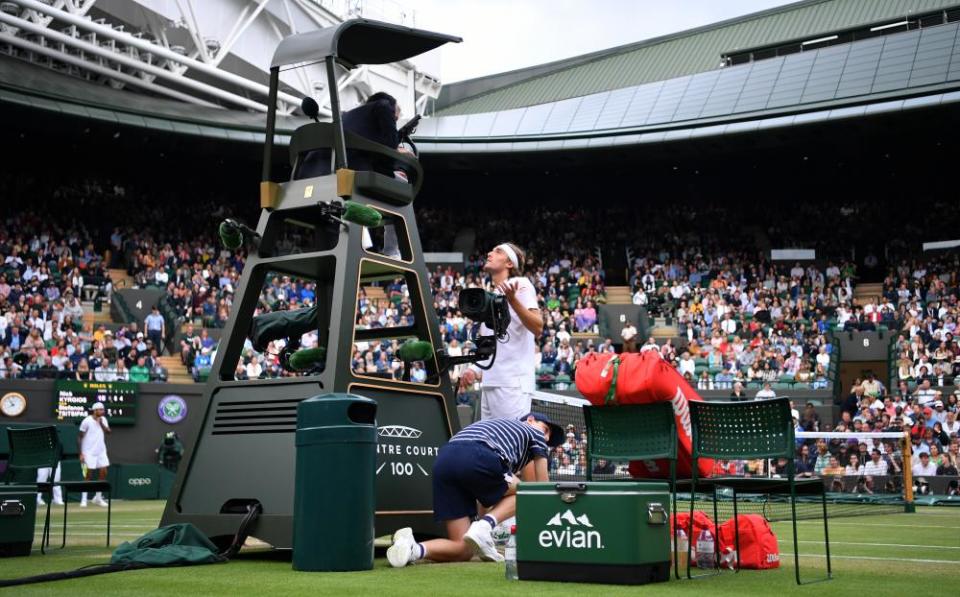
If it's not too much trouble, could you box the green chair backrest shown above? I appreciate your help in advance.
[689,398,794,461]
[4,426,60,483]
[584,402,676,463]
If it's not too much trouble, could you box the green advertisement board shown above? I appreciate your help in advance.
[108,464,159,500]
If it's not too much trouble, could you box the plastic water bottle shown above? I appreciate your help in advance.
[505,525,518,581]
[492,516,515,547]
[674,528,689,569]
[696,528,715,569]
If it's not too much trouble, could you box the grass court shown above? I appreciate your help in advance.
[2,500,957,596]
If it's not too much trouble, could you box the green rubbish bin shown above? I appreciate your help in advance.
[0,491,38,557]
[293,393,377,572]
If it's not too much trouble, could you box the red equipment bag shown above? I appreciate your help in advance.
[670,511,716,539]
[717,514,781,570]
[574,352,620,405]
[575,350,714,478]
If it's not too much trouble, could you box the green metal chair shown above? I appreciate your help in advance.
[687,398,831,585]
[5,426,113,551]
[3,426,58,553]
[584,402,681,579]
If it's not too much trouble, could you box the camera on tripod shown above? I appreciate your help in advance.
[459,288,510,338]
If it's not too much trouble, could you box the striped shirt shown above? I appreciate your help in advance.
[450,419,548,474]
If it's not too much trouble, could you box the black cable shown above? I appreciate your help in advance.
[0,504,261,588]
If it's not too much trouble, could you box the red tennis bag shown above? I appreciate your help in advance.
[575,350,714,478]
[717,514,780,570]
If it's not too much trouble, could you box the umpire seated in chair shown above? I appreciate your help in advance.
[296,92,413,180]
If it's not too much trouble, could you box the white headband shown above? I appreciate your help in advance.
[497,243,520,271]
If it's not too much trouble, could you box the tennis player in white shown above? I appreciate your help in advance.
[459,242,543,420]
[78,401,111,507]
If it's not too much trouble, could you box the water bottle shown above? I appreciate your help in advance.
[674,528,689,569]
[504,525,518,581]
[696,528,715,569]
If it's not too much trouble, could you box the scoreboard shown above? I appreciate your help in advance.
[54,380,138,425]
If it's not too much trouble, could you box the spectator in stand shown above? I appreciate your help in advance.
[912,452,938,477]
[145,305,165,354]
[129,356,150,383]
[620,320,638,353]
[863,449,888,476]
[730,381,748,401]
[755,382,776,400]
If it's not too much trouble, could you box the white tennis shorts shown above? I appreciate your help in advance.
[83,452,110,470]
[480,386,534,421]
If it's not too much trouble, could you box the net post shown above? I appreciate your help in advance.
[902,430,915,513]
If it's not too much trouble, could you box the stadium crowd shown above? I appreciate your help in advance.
[0,197,177,382]
[1,171,957,412]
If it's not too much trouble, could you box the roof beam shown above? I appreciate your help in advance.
[213,0,274,68]
[0,30,221,108]
[14,0,318,113]
[0,10,269,111]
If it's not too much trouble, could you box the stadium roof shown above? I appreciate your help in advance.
[414,19,960,154]
[0,56,306,144]
[436,0,960,115]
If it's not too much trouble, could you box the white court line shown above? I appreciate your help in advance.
[40,524,154,528]
[792,521,960,529]
[782,552,960,565]
[782,539,960,550]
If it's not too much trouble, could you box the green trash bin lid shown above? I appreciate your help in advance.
[297,393,377,428]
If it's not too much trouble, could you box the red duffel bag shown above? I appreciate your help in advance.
[717,514,781,570]
[576,350,714,478]
[574,352,620,406]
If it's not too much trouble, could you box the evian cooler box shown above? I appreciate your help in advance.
[516,482,670,584]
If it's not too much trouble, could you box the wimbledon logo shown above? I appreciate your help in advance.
[538,509,604,549]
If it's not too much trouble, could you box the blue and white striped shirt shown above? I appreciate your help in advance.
[450,419,548,473]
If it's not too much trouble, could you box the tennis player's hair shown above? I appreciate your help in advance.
[503,242,526,272]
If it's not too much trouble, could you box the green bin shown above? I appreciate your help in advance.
[0,491,37,557]
[516,481,671,585]
[293,393,377,572]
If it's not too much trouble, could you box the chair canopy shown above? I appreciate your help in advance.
[271,19,461,68]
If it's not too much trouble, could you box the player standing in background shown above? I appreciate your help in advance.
[78,401,111,507]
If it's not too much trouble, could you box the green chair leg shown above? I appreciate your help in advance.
[791,483,801,585]
[732,489,741,573]
[822,491,832,580]
[61,491,69,548]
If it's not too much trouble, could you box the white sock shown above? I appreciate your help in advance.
[94,492,103,501]
[81,492,88,502]
[411,543,426,561]
[481,514,498,529]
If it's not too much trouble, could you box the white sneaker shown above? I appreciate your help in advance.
[52,499,65,506]
[37,498,46,506]
[387,527,416,568]
[79,500,88,508]
[463,520,503,562]
[93,497,108,507]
